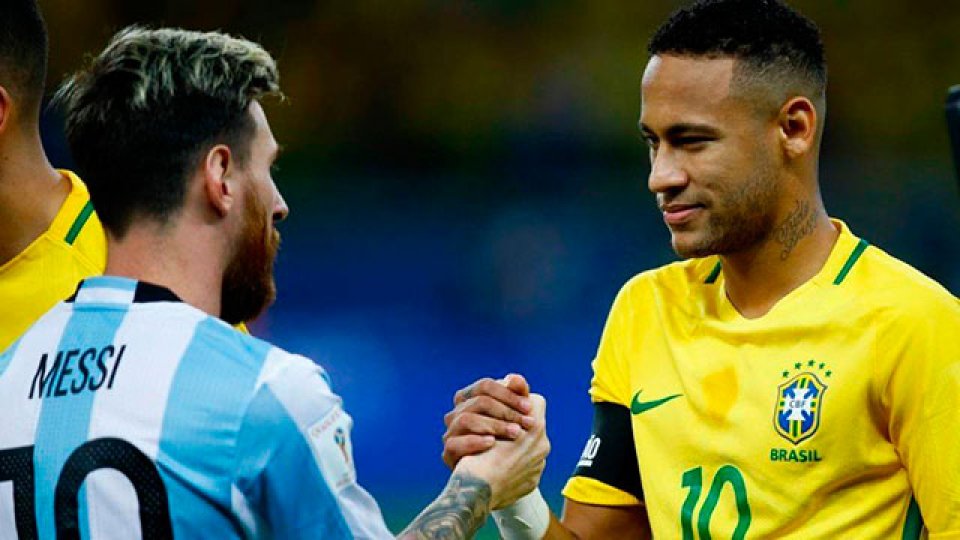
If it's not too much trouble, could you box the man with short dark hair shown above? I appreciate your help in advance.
[442,1,960,538]
[0,0,106,350]
[0,26,549,538]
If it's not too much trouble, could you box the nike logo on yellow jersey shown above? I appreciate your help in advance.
[630,390,682,415]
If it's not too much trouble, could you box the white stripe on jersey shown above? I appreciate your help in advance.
[0,304,72,540]
[84,303,205,540]
[75,284,135,306]
[0,303,72,450]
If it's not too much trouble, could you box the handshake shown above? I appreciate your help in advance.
[442,374,553,538]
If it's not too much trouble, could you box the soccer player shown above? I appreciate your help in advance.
[441,0,960,538]
[0,27,549,538]
[0,0,106,350]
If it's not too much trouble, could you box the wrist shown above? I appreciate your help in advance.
[492,488,550,540]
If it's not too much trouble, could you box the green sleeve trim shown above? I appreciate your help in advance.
[704,261,722,284]
[64,200,95,245]
[901,496,923,540]
[832,238,869,285]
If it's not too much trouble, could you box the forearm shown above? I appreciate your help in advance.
[397,471,492,540]
[543,513,579,540]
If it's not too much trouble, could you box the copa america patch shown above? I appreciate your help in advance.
[307,406,357,491]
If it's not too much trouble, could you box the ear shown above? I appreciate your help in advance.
[777,96,818,160]
[202,144,236,218]
[0,86,11,135]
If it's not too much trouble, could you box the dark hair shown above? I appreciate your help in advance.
[0,0,48,117]
[648,0,826,99]
[54,27,282,238]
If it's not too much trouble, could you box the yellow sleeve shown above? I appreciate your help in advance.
[561,277,646,507]
[884,296,960,535]
[562,476,641,507]
[588,276,643,407]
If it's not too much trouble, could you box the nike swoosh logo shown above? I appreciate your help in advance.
[630,390,682,415]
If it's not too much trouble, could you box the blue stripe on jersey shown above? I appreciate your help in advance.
[156,316,273,536]
[82,276,138,293]
[235,385,351,537]
[0,338,22,378]
[34,304,129,539]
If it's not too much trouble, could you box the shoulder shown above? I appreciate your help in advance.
[612,256,719,309]
[192,317,333,390]
[837,240,960,338]
[850,242,957,318]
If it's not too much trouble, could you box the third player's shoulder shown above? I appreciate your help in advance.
[55,170,106,272]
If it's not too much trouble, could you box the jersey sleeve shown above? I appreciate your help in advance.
[232,351,393,539]
[563,278,645,507]
[588,277,643,406]
[883,296,960,536]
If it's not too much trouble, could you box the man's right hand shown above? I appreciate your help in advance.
[454,393,550,510]
[442,374,537,469]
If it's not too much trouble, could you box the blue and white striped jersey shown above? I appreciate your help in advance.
[0,276,394,539]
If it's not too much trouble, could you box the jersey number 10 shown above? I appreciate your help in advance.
[0,437,172,538]
[681,465,751,540]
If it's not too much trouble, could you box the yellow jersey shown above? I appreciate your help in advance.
[562,220,960,539]
[0,171,106,350]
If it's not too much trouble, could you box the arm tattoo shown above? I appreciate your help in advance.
[773,200,817,260]
[397,472,492,539]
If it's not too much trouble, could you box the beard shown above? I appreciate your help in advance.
[220,190,280,325]
[673,152,780,259]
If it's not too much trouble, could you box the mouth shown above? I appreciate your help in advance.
[660,203,705,226]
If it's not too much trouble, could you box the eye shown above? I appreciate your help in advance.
[676,136,712,148]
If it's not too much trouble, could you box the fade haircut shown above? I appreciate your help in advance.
[0,0,49,120]
[648,0,826,115]
[55,27,282,238]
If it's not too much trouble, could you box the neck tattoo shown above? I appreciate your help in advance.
[773,200,817,261]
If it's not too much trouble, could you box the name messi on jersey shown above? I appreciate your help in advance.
[28,345,126,400]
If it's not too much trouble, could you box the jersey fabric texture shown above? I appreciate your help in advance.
[0,276,393,539]
[0,171,106,351]
[562,220,960,539]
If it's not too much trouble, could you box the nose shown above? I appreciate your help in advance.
[647,147,688,194]
[272,188,289,223]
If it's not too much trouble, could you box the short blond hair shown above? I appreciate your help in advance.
[56,26,282,237]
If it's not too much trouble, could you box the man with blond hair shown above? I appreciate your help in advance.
[0,27,549,538]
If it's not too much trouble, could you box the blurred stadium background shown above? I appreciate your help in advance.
[37,0,960,535]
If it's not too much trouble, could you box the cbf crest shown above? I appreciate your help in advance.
[774,360,831,445]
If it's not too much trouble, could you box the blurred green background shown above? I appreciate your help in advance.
[37,0,960,537]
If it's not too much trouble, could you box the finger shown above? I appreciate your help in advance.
[453,377,493,406]
[498,373,531,397]
[442,434,495,469]
[455,378,533,414]
[455,395,535,427]
[445,411,524,440]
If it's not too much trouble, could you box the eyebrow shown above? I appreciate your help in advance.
[639,122,721,139]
